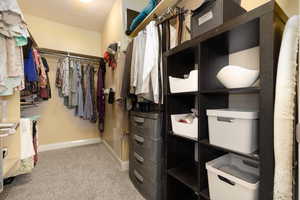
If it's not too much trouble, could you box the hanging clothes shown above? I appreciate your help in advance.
[61,57,70,97]
[24,48,38,82]
[56,58,99,124]
[0,36,25,96]
[141,21,160,103]
[130,30,147,94]
[68,59,77,108]
[41,57,52,99]
[97,59,106,132]
[121,41,134,99]
[75,62,85,118]
[0,35,8,93]
[0,0,29,40]
[115,51,126,101]
[83,65,96,122]
[129,21,162,104]
[0,0,28,96]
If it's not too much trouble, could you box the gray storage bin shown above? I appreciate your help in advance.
[129,111,163,200]
[131,151,162,184]
[191,0,245,38]
[132,136,163,164]
[130,115,162,140]
[130,169,162,200]
[206,154,260,200]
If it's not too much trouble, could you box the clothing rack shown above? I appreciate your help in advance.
[39,48,102,64]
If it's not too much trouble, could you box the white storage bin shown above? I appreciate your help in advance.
[169,70,198,93]
[207,109,258,154]
[171,114,198,140]
[206,154,259,200]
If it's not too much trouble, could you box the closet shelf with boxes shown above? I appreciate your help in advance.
[163,2,287,200]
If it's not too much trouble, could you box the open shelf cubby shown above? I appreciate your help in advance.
[163,2,287,200]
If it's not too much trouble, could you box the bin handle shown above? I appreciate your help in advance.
[134,170,144,184]
[218,175,236,186]
[134,135,144,144]
[134,153,144,164]
[217,117,234,123]
[134,117,144,124]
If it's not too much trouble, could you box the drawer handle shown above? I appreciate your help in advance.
[218,175,236,186]
[134,135,144,144]
[134,153,144,164]
[217,117,234,123]
[134,117,145,124]
[134,170,144,184]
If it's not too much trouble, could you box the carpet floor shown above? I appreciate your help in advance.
[0,144,144,200]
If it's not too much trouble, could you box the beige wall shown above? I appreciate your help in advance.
[179,0,298,16]
[100,0,130,161]
[242,0,299,16]
[24,14,102,57]
[20,14,102,145]
[36,56,100,145]
[101,0,123,54]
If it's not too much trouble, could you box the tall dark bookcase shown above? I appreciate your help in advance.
[163,2,288,200]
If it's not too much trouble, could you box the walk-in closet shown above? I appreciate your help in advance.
[0,0,299,200]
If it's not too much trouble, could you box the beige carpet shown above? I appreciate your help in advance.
[0,144,144,200]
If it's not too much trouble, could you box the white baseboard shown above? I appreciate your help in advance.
[38,138,102,152]
[103,140,129,171]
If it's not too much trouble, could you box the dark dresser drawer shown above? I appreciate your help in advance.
[129,168,162,200]
[130,151,162,184]
[131,135,162,164]
[130,112,162,140]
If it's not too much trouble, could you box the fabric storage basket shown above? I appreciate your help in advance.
[207,109,258,154]
[191,0,245,38]
[171,114,198,140]
[169,70,198,93]
[206,154,259,200]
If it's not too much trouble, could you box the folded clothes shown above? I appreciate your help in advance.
[178,114,195,124]
[126,0,157,34]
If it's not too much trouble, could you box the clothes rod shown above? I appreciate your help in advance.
[39,48,102,63]
[40,52,101,63]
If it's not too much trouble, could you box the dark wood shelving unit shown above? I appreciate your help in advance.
[163,2,287,200]
[200,87,260,95]
[167,164,199,193]
[199,139,260,161]
[199,188,210,200]
[169,131,198,142]
[167,92,198,96]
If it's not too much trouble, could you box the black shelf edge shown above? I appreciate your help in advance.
[199,188,210,200]
[167,164,199,193]
[164,1,275,57]
[199,139,260,161]
[167,91,199,96]
[169,131,198,142]
[200,87,260,95]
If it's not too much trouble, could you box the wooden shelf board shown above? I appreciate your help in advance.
[167,91,198,96]
[164,2,276,57]
[199,188,210,200]
[167,164,199,193]
[170,131,198,142]
[129,0,177,38]
[199,139,260,161]
[200,87,260,95]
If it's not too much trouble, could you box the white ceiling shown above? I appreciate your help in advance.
[18,0,117,32]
